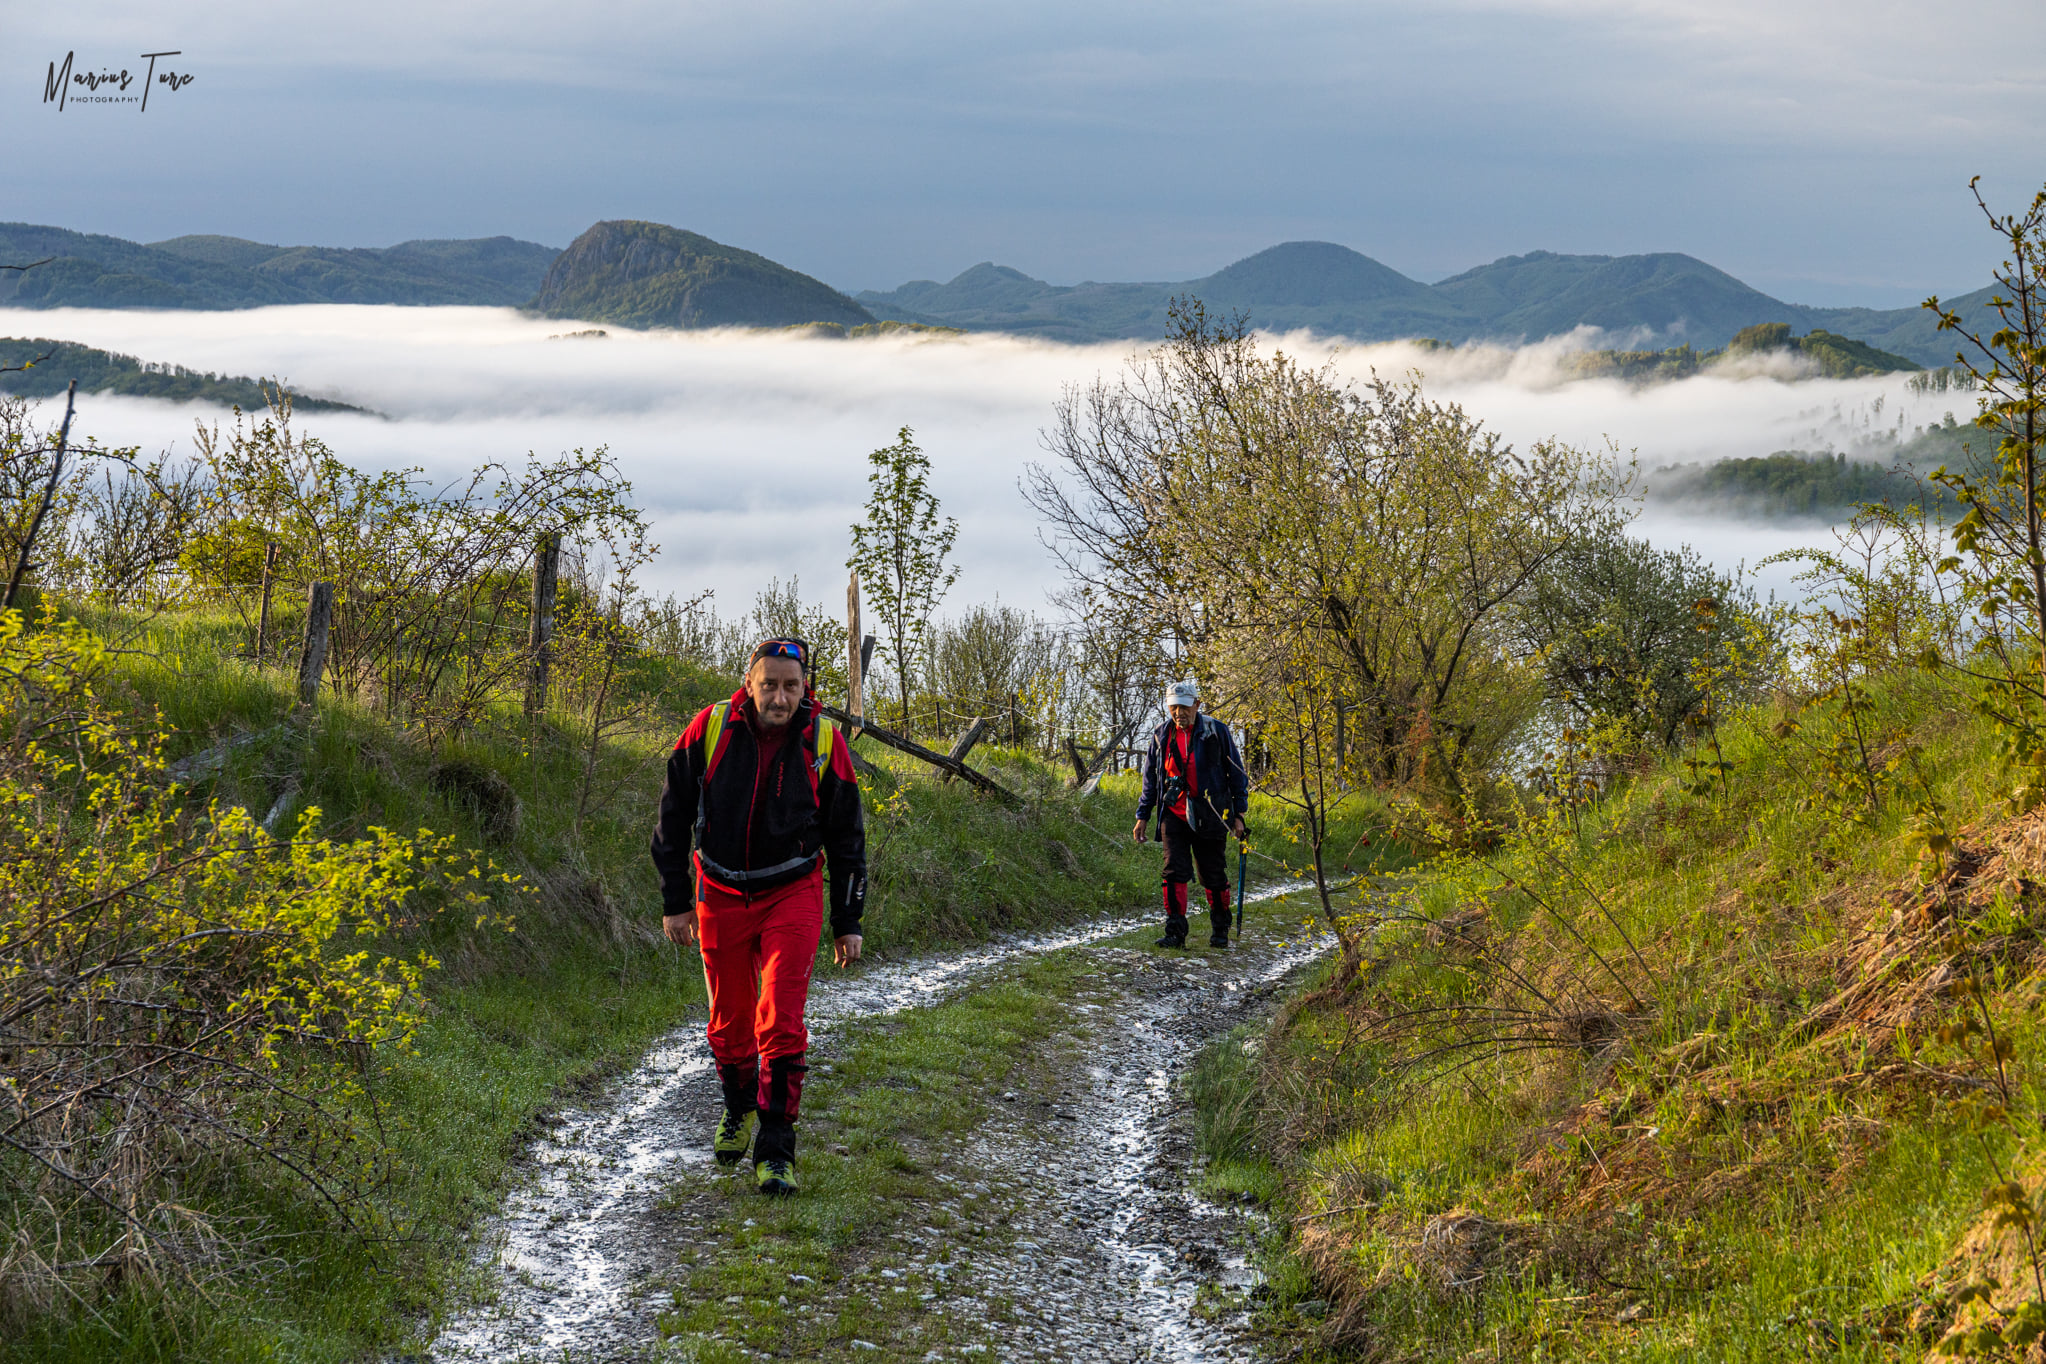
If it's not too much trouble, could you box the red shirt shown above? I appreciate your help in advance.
[750,721,790,827]
[1167,724,1195,821]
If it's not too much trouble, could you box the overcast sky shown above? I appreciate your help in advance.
[10,1,2045,306]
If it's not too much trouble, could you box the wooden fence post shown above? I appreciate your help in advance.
[816,703,1021,804]
[1068,713,1143,789]
[297,582,333,705]
[846,570,863,731]
[525,531,560,718]
[940,717,991,785]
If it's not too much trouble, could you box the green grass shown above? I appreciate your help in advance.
[1197,666,2046,1361]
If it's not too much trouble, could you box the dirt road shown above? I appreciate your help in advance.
[417,895,1327,1362]
[936,935,1327,1362]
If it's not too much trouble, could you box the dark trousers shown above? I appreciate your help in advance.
[1160,812,1231,942]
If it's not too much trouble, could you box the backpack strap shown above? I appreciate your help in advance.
[812,714,836,779]
[696,701,836,850]
[700,701,733,779]
[702,700,834,781]
[693,701,734,851]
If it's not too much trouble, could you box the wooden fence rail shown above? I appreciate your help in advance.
[818,703,1021,805]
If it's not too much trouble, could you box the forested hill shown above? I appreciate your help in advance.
[0,224,558,309]
[526,220,875,330]
[859,242,1998,365]
[0,337,365,413]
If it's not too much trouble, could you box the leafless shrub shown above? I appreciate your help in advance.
[72,454,207,609]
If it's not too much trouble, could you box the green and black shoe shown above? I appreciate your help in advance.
[713,1109,754,1166]
[755,1158,798,1196]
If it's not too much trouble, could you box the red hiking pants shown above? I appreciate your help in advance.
[697,861,820,1123]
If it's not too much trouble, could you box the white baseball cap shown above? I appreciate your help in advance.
[1163,681,1199,709]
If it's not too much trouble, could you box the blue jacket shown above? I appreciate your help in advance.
[1135,713,1249,838]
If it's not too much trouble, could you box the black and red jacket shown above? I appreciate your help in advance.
[650,687,867,938]
[1135,713,1248,839]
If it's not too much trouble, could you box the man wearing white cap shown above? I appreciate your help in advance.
[1132,681,1249,948]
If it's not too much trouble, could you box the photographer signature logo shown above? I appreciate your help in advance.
[43,51,193,111]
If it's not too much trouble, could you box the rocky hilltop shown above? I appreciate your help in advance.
[527,221,873,330]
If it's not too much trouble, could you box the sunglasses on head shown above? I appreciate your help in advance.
[749,638,810,671]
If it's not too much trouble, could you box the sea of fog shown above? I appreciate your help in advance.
[0,305,1968,615]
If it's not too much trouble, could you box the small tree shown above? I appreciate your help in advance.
[848,427,958,731]
[1518,513,1765,752]
[1025,302,1618,803]
[926,601,1056,730]
[1249,642,1364,972]
[1925,177,2046,810]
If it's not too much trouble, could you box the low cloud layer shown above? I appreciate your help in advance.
[2,305,1946,615]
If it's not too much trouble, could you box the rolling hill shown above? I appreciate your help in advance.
[1432,250,1817,342]
[0,224,559,310]
[859,242,1996,365]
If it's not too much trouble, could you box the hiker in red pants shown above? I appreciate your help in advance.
[1132,681,1249,948]
[651,637,866,1196]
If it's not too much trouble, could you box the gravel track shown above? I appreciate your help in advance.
[414,894,1325,1363]
[939,930,1329,1362]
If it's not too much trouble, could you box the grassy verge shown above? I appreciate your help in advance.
[1198,670,2046,1361]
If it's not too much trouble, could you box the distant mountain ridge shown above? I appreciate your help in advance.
[0,223,558,309]
[858,242,1996,367]
[0,220,1996,366]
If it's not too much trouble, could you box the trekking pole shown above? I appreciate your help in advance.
[1235,834,1247,941]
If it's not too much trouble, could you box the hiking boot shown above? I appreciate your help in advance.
[1156,916,1189,949]
[1155,932,1187,949]
[755,1158,798,1196]
[1209,935,1231,949]
[713,1109,754,1165]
